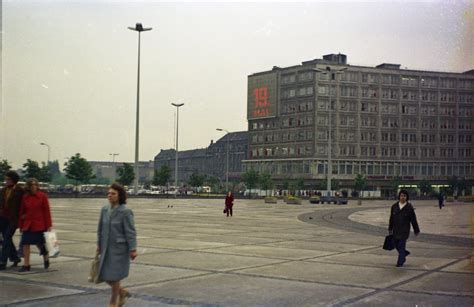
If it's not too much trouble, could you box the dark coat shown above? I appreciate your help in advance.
[97,204,137,282]
[18,191,52,232]
[0,184,24,227]
[388,202,420,240]
[225,194,234,207]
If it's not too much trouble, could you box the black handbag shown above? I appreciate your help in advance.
[223,208,227,214]
[383,234,395,251]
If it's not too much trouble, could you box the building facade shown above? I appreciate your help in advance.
[89,160,155,183]
[154,131,248,184]
[243,54,474,194]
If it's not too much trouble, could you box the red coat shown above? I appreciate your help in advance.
[18,191,52,232]
[225,194,234,207]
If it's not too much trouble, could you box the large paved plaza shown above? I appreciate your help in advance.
[1,198,473,306]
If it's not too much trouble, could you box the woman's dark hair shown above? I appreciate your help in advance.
[5,170,20,184]
[24,178,39,194]
[398,189,410,201]
[110,182,127,204]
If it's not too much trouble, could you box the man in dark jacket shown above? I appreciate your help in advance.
[388,189,420,267]
[0,171,24,269]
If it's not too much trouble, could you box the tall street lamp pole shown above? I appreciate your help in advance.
[128,23,152,194]
[172,103,184,195]
[39,142,50,165]
[216,128,230,192]
[313,67,347,196]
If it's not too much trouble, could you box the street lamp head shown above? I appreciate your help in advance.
[171,103,184,107]
[128,23,152,32]
[40,142,46,145]
[216,128,223,131]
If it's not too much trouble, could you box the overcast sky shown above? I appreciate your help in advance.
[1,0,473,169]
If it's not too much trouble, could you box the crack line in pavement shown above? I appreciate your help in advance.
[334,255,472,306]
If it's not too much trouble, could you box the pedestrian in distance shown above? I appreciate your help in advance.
[97,183,137,307]
[438,192,445,210]
[225,191,234,217]
[0,171,24,270]
[17,178,52,272]
[388,189,420,267]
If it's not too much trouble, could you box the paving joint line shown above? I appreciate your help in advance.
[334,255,472,306]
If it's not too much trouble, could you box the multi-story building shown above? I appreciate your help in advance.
[154,131,248,184]
[243,54,474,195]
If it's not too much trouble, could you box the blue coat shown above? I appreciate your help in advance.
[97,204,137,282]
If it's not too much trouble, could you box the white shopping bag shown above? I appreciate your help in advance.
[44,231,60,258]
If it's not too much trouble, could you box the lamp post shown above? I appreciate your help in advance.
[216,128,230,192]
[171,103,184,195]
[312,66,347,197]
[109,153,119,179]
[39,142,50,165]
[128,23,152,194]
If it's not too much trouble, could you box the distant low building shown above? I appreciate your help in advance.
[154,131,248,184]
[89,160,154,184]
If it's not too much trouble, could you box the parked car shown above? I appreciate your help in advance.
[310,195,348,205]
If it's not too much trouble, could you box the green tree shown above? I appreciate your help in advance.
[188,172,205,188]
[116,163,135,186]
[295,178,305,196]
[418,179,433,196]
[22,159,42,180]
[447,176,468,197]
[205,175,220,193]
[390,176,402,197]
[64,153,95,184]
[39,162,52,182]
[354,174,367,205]
[354,174,367,194]
[0,160,12,179]
[242,169,259,198]
[259,172,273,196]
[152,165,171,186]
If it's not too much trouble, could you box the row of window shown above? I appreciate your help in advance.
[245,160,473,177]
[250,143,473,159]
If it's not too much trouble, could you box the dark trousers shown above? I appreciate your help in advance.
[438,200,444,209]
[394,238,408,266]
[226,205,233,216]
[0,217,20,265]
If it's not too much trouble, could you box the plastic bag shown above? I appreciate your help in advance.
[44,231,60,258]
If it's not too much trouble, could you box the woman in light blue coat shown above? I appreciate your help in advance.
[97,183,137,307]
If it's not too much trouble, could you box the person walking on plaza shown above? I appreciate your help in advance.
[0,171,24,270]
[438,192,445,210]
[18,178,52,272]
[225,191,234,217]
[388,189,420,267]
[97,183,137,307]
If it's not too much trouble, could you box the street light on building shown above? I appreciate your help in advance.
[216,128,230,191]
[171,103,184,195]
[39,142,50,165]
[128,23,152,194]
[312,66,347,196]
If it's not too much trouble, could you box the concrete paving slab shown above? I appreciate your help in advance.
[135,250,284,272]
[130,273,372,306]
[441,258,474,273]
[347,290,474,307]
[263,240,377,252]
[0,280,83,305]
[199,244,335,260]
[175,233,283,245]
[395,271,474,296]
[138,237,234,250]
[309,252,454,270]
[237,260,424,288]
[363,246,472,259]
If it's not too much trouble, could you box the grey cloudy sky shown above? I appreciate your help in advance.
[1,0,473,169]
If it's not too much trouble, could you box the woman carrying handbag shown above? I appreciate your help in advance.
[97,183,137,307]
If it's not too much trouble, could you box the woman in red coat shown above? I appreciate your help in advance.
[225,192,234,217]
[18,178,52,272]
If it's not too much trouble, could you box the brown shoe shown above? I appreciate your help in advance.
[118,288,131,306]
